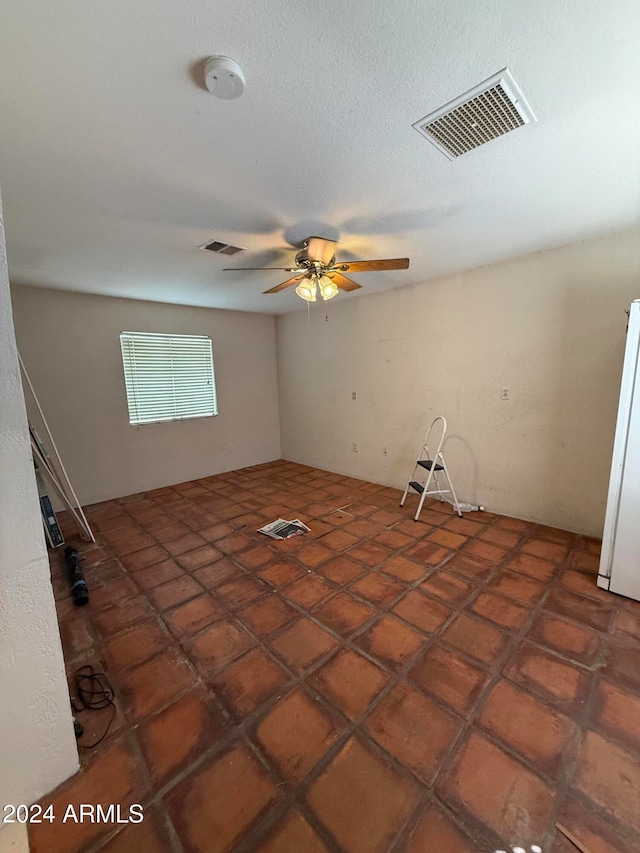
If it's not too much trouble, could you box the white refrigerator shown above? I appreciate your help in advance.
[598,299,640,600]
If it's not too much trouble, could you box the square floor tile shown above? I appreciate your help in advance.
[313,592,375,637]
[93,596,154,637]
[310,648,389,720]
[30,737,149,853]
[213,647,289,717]
[503,642,591,712]
[488,571,545,604]
[392,590,453,634]
[149,575,204,611]
[479,679,575,777]
[239,594,299,636]
[120,545,169,572]
[284,574,334,608]
[405,801,476,853]
[315,554,364,585]
[504,552,556,582]
[255,687,342,781]
[307,737,419,853]
[165,744,278,853]
[320,529,361,551]
[613,608,640,642]
[133,559,184,591]
[97,805,174,852]
[193,557,244,589]
[346,541,393,568]
[419,570,473,606]
[296,542,334,568]
[560,568,613,603]
[522,538,568,562]
[119,647,198,721]
[408,644,488,717]
[445,553,494,581]
[137,686,227,786]
[162,532,207,556]
[380,555,426,582]
[469,589,529,630]
[215,576,269,610]
[186,619,256,676]
[258,560,304,587]
[427,528,469,550]
[163,594,225,638]
[439,731,555,844]
[103,618,172,671]
[441,613,508,665]
[477,525,522,548]
[544,587,613,632]
[365,682,460,783]
[350,572,404,607]
[269,617,339,674]
[573,730,640,830]
[603,638,640,692]
[591,678,640,753]
[462,539,509,564]
[403,541,451,566]
[373,528,414,550]
[355,615,425,670]
[235,545,276,570]
[553,796,639,853]
[258,809,330,852]
[527,613,601,665]
[176,544,223,571]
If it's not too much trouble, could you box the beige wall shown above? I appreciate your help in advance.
[11,286,281,505]
[277,228,640,537]
[0,190,78,811]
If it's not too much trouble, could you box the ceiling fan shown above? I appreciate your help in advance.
[223,237,409,302]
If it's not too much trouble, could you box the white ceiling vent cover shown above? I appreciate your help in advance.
[412,68,537,159]
[198,239,246,255]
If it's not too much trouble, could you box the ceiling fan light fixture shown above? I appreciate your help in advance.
[318,275,339,300]
[295,279,317,302]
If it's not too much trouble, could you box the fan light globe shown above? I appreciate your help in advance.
[319,276,339,300]
[296,280,317,302]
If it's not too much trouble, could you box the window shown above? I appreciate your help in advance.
[120,332,217,425]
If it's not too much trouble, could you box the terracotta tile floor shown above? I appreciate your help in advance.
[32,460,640,853]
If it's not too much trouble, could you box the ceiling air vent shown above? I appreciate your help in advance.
[412,68,536,160]
[198,239,246,255]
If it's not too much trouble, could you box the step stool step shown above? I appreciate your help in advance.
[417,460,443,471]
[409,481,424,494]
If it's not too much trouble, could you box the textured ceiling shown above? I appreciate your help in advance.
[1,0,639,314]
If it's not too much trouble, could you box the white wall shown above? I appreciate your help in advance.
[0,190,78,810]
[277,228,640,537]
[11,286,281,505]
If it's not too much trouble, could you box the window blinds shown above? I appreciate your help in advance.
[120,332,217,425]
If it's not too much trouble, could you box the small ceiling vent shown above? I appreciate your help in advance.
[412,68,536,159]
[198,239,246,255]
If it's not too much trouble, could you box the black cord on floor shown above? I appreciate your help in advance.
[71,664,117,749]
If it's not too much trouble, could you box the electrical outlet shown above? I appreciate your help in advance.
[352,392,357,400]
[352,443,358,452]
[501,388,510,400]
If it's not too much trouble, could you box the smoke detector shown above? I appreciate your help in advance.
[413,68,536,159]
[204,56,245,100]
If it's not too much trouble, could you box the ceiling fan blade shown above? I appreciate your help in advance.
[263,275,304,294]
[306,237,337,265]
[333,258,410,273]
[331,273,362,292]
[223,267,297,271]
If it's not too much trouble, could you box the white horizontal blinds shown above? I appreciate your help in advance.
[120,332,217,425]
